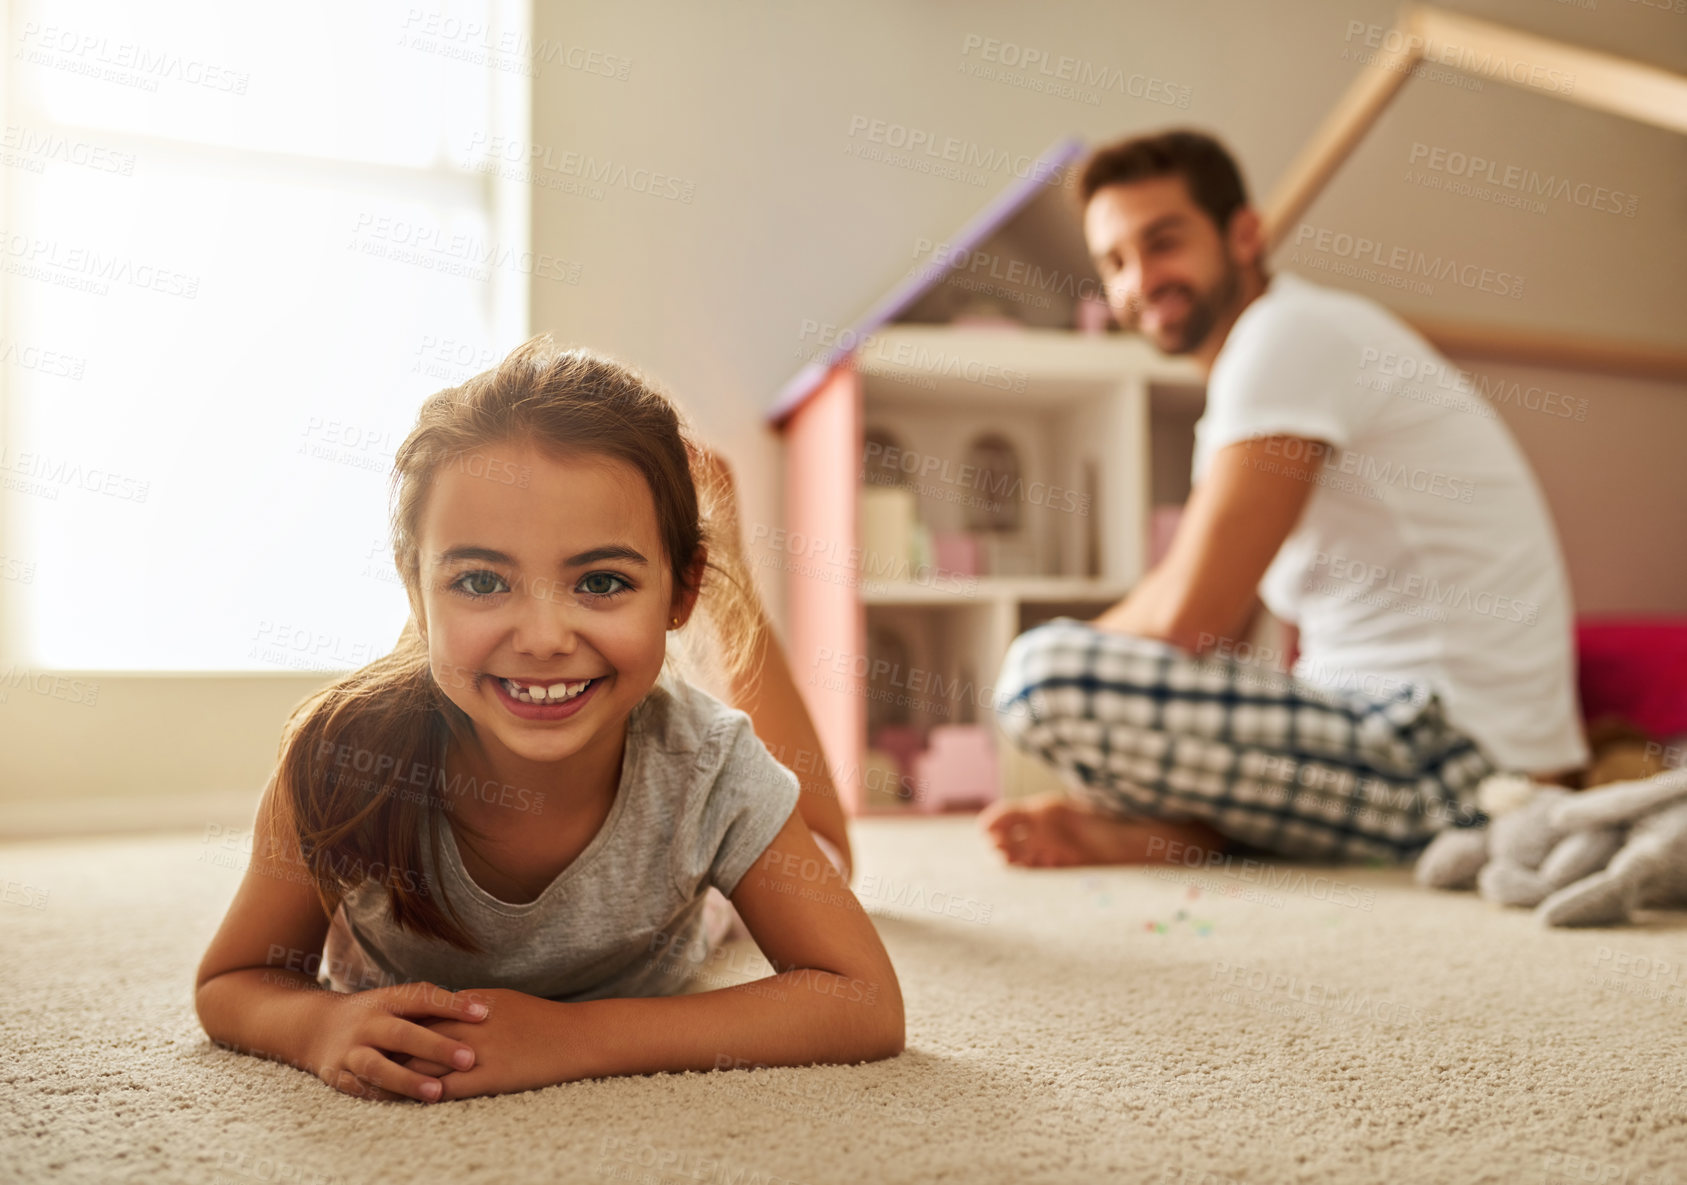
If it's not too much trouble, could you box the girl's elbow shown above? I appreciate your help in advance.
[865,988,905,1060]
[868,1021,904,1062]
[193,979,227,1041]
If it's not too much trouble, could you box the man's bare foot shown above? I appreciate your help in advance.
[978,793,1225,868]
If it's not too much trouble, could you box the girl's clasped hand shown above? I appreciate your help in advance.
[309,982,487,1102]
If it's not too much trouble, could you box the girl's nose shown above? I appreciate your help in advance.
[512,577,584,656]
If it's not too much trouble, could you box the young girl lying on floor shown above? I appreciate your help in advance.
[196,335,902,1102]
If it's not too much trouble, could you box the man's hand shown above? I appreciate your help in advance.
[1088,435,1325,652]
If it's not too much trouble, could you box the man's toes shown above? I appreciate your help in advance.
[986,819,1025,849]
[1028,847,1074,869]
[979,802,1028,838]
[1007,825,1069,867]
[983,818,1036,864]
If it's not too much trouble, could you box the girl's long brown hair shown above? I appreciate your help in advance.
[274,335,766,950]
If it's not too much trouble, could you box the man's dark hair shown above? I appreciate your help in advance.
[1077,129,1251,233]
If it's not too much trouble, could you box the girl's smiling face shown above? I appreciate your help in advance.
[415,441,697,777]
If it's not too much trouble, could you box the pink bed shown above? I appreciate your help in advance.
[1575,618,1687,742]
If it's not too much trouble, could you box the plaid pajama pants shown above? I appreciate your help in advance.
[992,617,1495,863]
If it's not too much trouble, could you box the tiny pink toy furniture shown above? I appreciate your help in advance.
[871,725,926,786]
[933,531,984,578]
[911,724,1000,813]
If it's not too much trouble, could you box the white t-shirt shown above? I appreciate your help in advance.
[1193,270,1587,774]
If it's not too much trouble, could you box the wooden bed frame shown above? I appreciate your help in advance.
[1262,4,1687,380]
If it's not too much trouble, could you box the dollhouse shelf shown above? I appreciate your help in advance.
[855,325,1200,397]
[859,576,1132,607]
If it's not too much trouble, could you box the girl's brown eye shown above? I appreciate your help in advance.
[456,570,507,597]
[580,572,632,598]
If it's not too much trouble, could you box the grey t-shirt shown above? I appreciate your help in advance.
[315,675,801,1001]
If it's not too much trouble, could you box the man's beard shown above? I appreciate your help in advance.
[1128,258,1240,355]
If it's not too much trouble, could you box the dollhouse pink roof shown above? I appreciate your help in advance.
[767,136,1087,429]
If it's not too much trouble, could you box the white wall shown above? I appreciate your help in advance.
[531,0,1686,627]
[1479,360,1687,615]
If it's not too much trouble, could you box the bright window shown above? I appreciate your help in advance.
[1,0,530,670]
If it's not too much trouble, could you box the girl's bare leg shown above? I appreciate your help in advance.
[696,447,853,880]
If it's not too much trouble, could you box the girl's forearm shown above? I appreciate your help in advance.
[563,970,904,1081]
[196,968,331,1073]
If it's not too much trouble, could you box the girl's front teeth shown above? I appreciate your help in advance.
[500,677,594,704]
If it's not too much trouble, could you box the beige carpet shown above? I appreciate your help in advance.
[4,816,1686,1185]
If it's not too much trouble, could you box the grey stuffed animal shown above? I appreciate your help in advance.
[1415,767,1687,927]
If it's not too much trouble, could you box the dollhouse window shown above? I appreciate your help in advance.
[964,432,1022,532]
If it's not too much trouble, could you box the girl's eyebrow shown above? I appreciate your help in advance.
[435,544,650,568]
